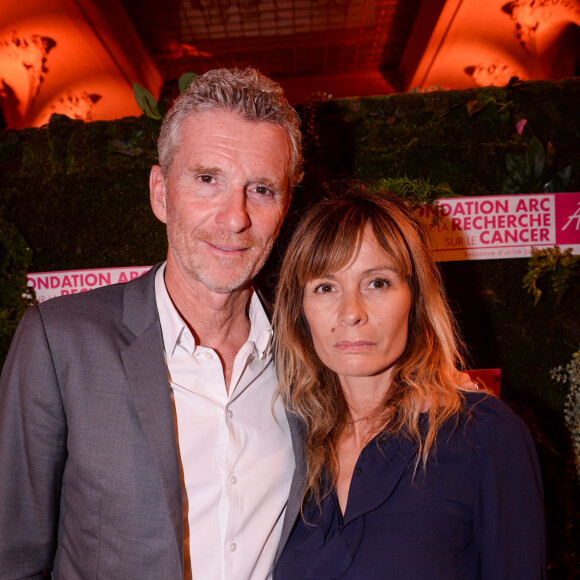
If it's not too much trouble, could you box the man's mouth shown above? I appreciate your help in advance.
[206,240,252,253]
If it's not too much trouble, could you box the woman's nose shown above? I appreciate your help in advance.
[338,292,367,326]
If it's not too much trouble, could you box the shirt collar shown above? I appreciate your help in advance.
[155,262,273,359]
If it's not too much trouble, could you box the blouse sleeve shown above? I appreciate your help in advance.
[473,397,546,579]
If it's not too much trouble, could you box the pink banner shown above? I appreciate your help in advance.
[27,266,151,303]
[416,192,580,261]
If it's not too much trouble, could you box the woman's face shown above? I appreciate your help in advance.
[302,226,412,387]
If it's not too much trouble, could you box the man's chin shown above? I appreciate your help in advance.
[195,269,256,294]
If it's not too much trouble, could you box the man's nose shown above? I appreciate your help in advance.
[338,292,368,326]
[216,187,251,232]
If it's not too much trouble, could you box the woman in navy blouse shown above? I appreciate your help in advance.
[273,190,545,579]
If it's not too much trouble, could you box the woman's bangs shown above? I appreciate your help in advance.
[297,209,367,285]
[370,217,414,280]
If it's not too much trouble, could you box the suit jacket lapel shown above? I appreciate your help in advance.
[276,410,307,562]
[120,264,184,565]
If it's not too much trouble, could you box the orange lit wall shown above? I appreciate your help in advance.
[0,0,162,129]
[402,0,580,90]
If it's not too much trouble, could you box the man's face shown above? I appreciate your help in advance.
[150,109,291,294]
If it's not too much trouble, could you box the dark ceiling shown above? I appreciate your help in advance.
[119,0,424,99]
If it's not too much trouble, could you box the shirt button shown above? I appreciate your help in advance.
[230,542,237,552]
[205,351,213,360]
[230,475,237,485]
[226,409,233,419]
[183,331,191,340]
[354,467,363,476]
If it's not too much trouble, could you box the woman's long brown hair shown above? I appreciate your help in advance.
[273,190,468,507]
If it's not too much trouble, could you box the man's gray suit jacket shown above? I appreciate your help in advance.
[0,263,305,579]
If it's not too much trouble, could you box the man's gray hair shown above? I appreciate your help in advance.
[158,68,303,191]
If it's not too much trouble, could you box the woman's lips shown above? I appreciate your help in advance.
[334,341,375,351]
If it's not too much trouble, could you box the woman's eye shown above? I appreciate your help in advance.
[370,278,389,289]
[314,283,334,293]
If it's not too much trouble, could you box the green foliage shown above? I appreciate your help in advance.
[551,348,580,481]
[132,82,162,121]
[550,347,580,572]
[110,130,145,157]
[134,72,198,121]
[178,72,198,95]
[0,218,35,367]
[504,136,572,194]
[437,94,511,123]
[523,246,580,306]
[365,176,455,206]
[466,95,511,123]
[409,83,446,93]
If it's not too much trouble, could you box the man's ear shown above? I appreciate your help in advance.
[150,165,168,224]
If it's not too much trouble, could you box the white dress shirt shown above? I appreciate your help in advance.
[155,265,294,580]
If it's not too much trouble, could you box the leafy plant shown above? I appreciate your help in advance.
[133,82,163,121]
[504,136,571,194]
[368,107,405,125]
[466,95,511,123]
[366,176,456,206]
[439,94,511,121]
[551,347,580,480]
[133,72,198,121]
[550,347,580,573]
[178,72,198,95]
[522,246,580,306]
[111,130,144,157]
[409,83,446,93]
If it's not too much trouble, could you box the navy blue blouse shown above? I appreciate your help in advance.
[275,392,545,579]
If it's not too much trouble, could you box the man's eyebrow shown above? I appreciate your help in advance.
[186,165,222,177]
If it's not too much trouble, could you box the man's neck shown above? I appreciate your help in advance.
[163,261,253,392]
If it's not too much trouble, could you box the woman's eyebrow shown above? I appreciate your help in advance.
[362,266,400,275]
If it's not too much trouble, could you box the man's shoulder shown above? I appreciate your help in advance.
[37,278,125,316]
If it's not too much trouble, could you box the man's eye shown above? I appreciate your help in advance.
[199,175,214,184]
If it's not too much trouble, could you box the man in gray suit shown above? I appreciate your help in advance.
[0,68,304,579]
